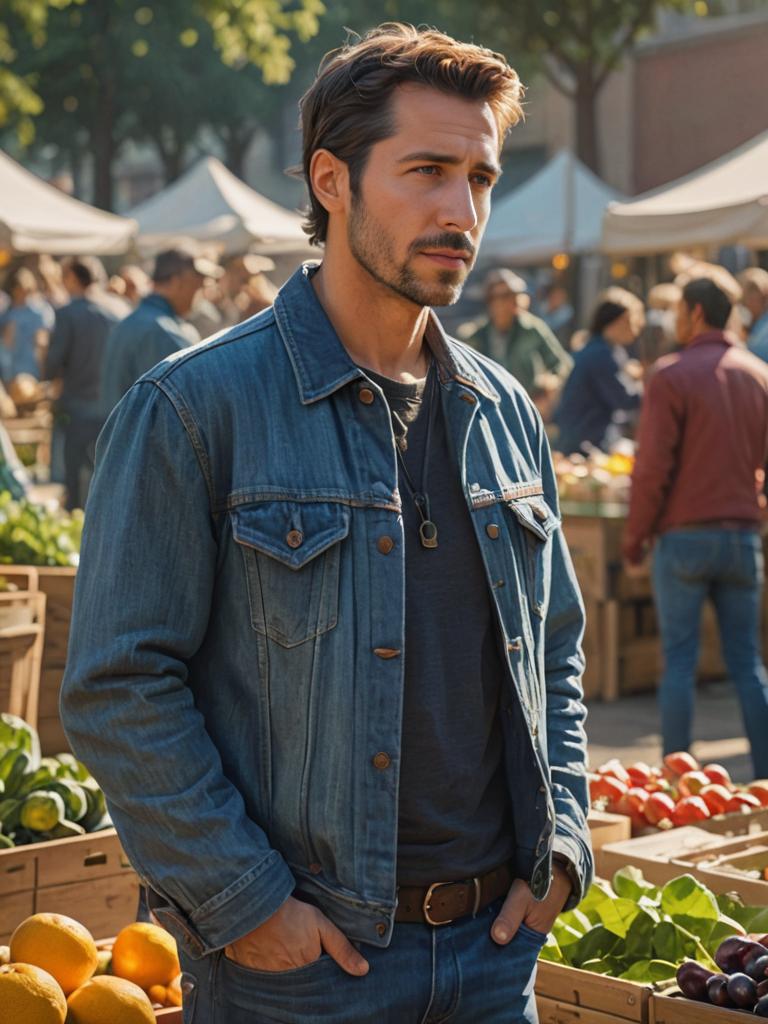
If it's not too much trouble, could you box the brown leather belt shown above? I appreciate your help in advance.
[395,862,512,926]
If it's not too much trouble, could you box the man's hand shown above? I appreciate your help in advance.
[224,896,369,977]
[623,557,650,580]
[491,862,572,943]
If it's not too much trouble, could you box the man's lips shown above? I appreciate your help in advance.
[419,250,472,269]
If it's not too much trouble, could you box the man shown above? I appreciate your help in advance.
[740,267,768,362]
[623,277,768,777]
[100,245,220,414]
[44,256,128,509]
[0,267,54,383]
[467,268,572,397]
[61,25,591,1023]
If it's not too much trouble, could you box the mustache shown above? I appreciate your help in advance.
[409,233,476,258]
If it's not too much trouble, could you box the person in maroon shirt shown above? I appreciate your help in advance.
[624,277,768,776]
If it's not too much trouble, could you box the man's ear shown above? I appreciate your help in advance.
[309,149,350,218]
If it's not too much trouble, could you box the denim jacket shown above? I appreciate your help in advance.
[61,264,592,960]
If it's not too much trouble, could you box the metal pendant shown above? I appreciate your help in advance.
[419,520,438,549]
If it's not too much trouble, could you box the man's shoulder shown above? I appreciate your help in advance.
[446,333,538,414]
[142,305,280,386]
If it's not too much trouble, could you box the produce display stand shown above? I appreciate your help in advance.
[0,827,139,943]
[1,564,77,754]
[598,819,768,899]
[536,960,653,1024]
[0,588,45,727]
[3,411,53,476]
[560,504,763,701]
[650,991,747,1023]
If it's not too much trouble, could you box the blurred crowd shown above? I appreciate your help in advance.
[460,256,768,460]
[0,245,278,509]
[1,244,768,513]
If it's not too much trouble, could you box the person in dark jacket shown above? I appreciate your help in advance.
[554,288,644,455]
[623,277,768,776]
[45,257,129,509]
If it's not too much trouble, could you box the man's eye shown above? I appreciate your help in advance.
[472,174,493,188]
[414,165,439,176]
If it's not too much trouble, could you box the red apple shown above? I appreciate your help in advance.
[678,770,711,798]
[747,783,768,808]
[598,759,631,785]
[663,751,700,782]
[671,795,710,826]
[589,773,628,806]
[627,762,654,787]
[724,793,760,814]
[644,791,677,826]
[644,777,674,794]
[702,763,733,789]
[700,784,732,816]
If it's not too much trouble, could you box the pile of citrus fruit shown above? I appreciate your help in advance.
[0,912,182,1023]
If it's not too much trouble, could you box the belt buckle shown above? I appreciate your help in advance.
[422,877,482,926]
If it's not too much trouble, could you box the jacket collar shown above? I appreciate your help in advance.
[688,328,733,349]
[273,262,499,405]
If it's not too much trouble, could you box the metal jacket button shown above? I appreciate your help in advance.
[507,639,522,653]
[377,536,395,555]
[358,387,375,405]
[286,529,303,548]
[486,523,500,539]
[372,752,391,770]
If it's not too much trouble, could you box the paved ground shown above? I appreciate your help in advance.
[585,677,753,782]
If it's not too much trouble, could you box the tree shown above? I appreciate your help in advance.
[0,0,323,208]
[430,0,722,175]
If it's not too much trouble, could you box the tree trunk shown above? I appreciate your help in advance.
[574,69,600,176]
[223,127,254,180]
[162,143,185,184]
[92,77,115,210]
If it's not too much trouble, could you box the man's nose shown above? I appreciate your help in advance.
[437,180,479,235]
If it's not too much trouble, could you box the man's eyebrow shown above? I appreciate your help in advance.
[397,152,503,178]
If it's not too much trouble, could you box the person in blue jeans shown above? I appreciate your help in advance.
[61,24,592,1023]
[624,277,768,776]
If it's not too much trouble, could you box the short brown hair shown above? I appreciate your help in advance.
[299,23,524,246]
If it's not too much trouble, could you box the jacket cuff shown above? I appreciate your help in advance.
[552,832,592,911]
[148,850,296,958]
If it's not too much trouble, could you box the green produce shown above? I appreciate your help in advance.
[0,490,83,566]
[541,867,750,984]
[0,713,111,847]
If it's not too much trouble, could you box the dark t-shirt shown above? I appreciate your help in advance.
[364,364,514,885]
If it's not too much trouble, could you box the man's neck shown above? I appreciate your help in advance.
[311,249,431,382]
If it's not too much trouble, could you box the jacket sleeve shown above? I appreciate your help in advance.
[60,380,295,957]
[623,367,683,564]
[539,421,593,908]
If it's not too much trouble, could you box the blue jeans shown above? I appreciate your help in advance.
[178,898,545,1023]
[652,528,768,776]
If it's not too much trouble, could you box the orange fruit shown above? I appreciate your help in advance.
[9,913,98,996]
[147,982,167,1004]
[0,962,67,1023]
[66,975,155,1024]
[166,973,182,1006]
[111,922,180,991]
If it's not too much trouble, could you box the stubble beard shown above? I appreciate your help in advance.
[347,195,469,308]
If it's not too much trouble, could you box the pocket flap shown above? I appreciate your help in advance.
[507,497,559,541]
[232,501,351,570]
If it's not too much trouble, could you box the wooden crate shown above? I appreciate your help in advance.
[0,827,139,943]
[0,590,45,727]
[650,992,746,1023]
[536,960,653,1024]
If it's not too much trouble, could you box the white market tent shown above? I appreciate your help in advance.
[131,156,313,257]
[0,149,136,255]
[482,150,622,264]
[602,130,768,255]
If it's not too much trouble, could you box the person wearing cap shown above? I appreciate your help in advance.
[553,287,644,455]
[100,246,222,415]
[466,268,572,399]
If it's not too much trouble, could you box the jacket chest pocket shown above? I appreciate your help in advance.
[232,501,350,648]
[505,496,558,617]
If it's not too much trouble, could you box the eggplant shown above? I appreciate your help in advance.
[676,961,711,1002]
[755,994,768,1017]
[746,955,768,982]
[716,937,752,974]
[758,980,768,999]
[727,973,758,1010]
[707,974,735,1008]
